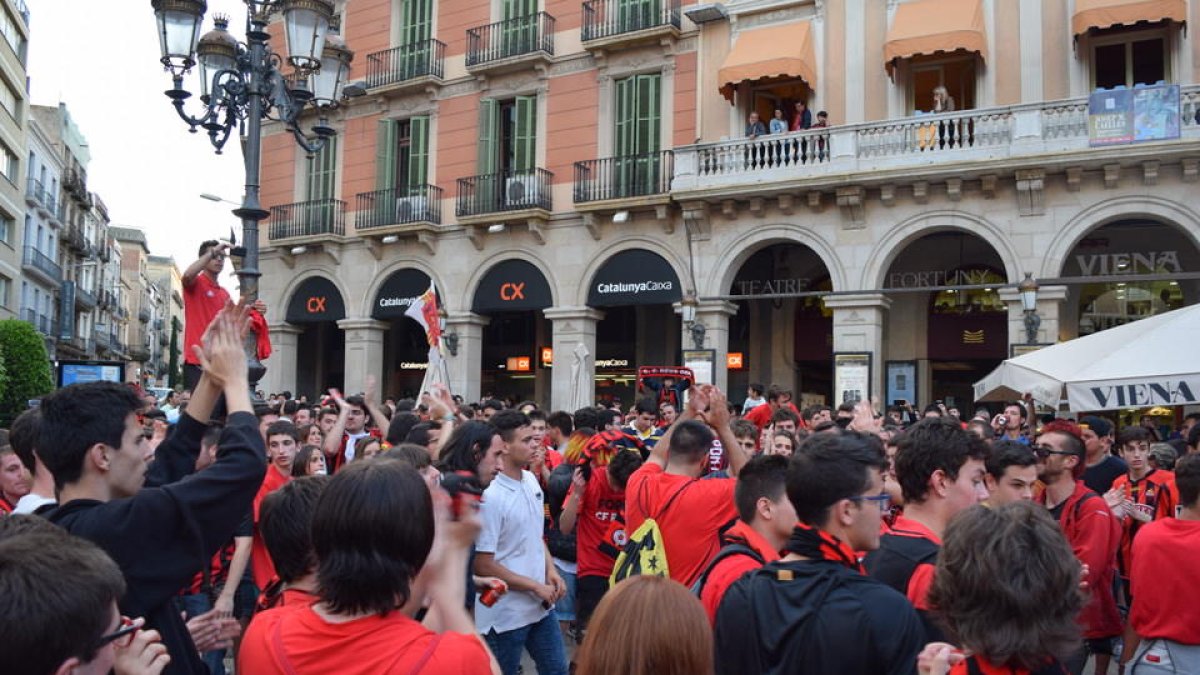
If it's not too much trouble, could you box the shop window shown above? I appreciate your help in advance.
[1078,279,1183,335]
[1091,28,1169,89]
[930,270,1006,315]
[910,56,976,113]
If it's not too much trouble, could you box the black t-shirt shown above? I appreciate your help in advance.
[1084,455,1128,494]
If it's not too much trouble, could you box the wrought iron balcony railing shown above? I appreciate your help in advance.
[467,13,554,67]
[365,40,446,88]
[268,198,347,240]
[457,168,553,218]
[22,246,63,283]
[582,0,680,42]
[574,151,674,203]
[356,184,443,229]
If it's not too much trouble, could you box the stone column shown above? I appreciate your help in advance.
[544,306,604,412]
[337,318,388,393]
[824,293,892,404]
[444,311,490,403]
[678,300,738,391]
[264,322,303,395]
[999,284,1068,352]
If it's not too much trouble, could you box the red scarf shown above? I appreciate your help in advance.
[785,522,864,574]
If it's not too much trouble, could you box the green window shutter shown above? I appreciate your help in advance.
[401,0,432,44]
[635,73,662,156]
[306,137,337,200]
[408,116,429,190]
[376,119,397,191]
[615,76,633,158]
[514,95,537,174]
[477,99,498,175]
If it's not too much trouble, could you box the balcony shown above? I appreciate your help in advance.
[65,169,89,203]
[582,0,681,51]
[22,308,52,336]
[75,286,98,311]
[456,169,553,247]
[129,346,151,362]
[138,306,151,323]
[574,151,674,207]
[94,327,111,351]
[22,246,63,286]
[25,178,50,216]
[466,13,554,74]
[159,331,170,346]
[365,40,445,93]
[268,199,347,242]
[355,184,443,233]
[671,86,1200,208]
[65,225,86,252]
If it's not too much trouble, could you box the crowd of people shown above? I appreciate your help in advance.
[3,303,1200,673]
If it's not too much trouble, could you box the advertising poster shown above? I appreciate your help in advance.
[1089,88,1133,146]
[683,350,715,385]
[1133,84,1180,142]
[886,360,918,406]
[834,352,872,404]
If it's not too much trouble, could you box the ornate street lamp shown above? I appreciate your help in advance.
[1019,272,1041,345]
[681,292,706,350]
[150,0,352,388]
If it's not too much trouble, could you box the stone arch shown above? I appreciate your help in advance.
[461,249,561,312]
[280,266,352,322]
[709,224,848,298]
[575,236,691,307]
[359,258,444,318]
[1040,195,1200,278]
[859,210,1022,290]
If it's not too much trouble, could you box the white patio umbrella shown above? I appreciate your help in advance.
[973,304,1200,412]
[568,342,593,411]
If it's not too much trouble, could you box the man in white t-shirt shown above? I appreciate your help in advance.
[474,410,569,675]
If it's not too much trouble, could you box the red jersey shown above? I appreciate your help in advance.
[1130,517,1200,644]
[743,402,802,430]
[251,464,291,590]
[570,466,626,579]
[1111,470,1178,577]
[864,514,941,611]
[699,520,781,624]
[183,272,231,366]
[624,463,738,587]
[1039,481,1122,639]
[238,605,492,675]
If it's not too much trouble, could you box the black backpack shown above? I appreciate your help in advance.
[690,543,765,597]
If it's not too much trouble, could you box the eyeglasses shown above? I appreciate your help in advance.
[850,493,891,511]
[1033,444,1078,459]
[92,617,138,652]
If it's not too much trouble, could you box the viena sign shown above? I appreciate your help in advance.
[1068,378,1198,411]
[587,250,682,307]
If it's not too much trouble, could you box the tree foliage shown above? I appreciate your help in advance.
[0,320,54,425]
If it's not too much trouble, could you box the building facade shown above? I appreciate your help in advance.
[22,107,62,354]
[256,0,1200,411]
[0,0,27,320]
[147,255,184,388]
[111,226,157,384]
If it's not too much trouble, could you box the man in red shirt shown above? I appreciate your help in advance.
[1123,453,1200,672]
[251,420,299,590]
[624,385,752,588]
[697,454,792,624]
[1035,420,1122,675]
[258,475,329,609]
[863,416,989,641]
[183,240,233,391]
[743,385,801,431]
[1111,426,1178,595]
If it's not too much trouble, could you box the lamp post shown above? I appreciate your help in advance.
[150,0,353,389]
[681,292,706,350]
[1019,272,1041,345]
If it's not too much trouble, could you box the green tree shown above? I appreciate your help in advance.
[0,320,54,425]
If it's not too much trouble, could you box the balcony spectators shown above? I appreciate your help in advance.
[791,100,812,131]
[768,109,788,134]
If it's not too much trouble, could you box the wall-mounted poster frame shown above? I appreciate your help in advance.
[834,352,872,404]
[886,360,918,406]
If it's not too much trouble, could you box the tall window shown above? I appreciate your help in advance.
[397,0,434,76]
[614,73,661,196]
[0,76,17,120]
[0,275,10,310]
[305,138,338,201]
[376,116,430,196]
[478,97,536,176]
[502,0,538,55]
[910,56,976,113]
[0,211,12,244]
[0,9,24,63]
[1091,28,1169,89]
[0,142,17,184]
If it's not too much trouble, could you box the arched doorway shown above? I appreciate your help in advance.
[285,276,346,397]
[883,232,1008,411]
[472,259,554,405]
[1060,219,1200,337]
[372,269,436,399]
[587,249,683,406]
[727,243,833,407]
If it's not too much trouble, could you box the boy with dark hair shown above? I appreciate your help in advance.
[715,432,924,674]
[624,385,752,587]
[8,409,54,514]
[251,420,301,591]
[323,383,388,472]
[546,411,573,454]
[1036,420,1122,675]
[983,440,1039,506]
[0,444,30,514]
[1111,425,1177,600]
[40,304,265,675]
[741,383,766,414]
[731,419,759,458]
[1124,453,1200,672]
[258,476,329,608]
[863,416,988,639]
[697,454,793,624]
[770,407,800,434]
[624,397,665,448]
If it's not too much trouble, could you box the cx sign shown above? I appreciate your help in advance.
[286,277,346,323]
[500,282,526,301]
[306,296,327,313]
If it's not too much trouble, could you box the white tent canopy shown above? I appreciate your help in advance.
[974,304,1200,412]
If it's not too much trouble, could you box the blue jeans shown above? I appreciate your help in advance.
[176,593,225,675]
[484,611,569,675]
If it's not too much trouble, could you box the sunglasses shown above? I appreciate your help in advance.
[1033,444,1079,459]
[92,617,138,652]
[849,493,891,511]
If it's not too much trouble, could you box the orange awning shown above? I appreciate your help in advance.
[1072,0,1186,35]
[884,0,987,73]
[719,21,816,103]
